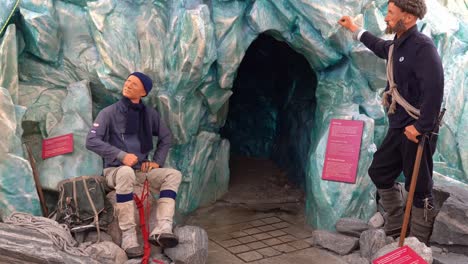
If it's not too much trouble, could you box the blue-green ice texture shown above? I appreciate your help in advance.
[0,87,41,218]
[0,0,466,230]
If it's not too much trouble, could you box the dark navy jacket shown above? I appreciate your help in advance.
[86,99,172,169]
[360,26,444,133]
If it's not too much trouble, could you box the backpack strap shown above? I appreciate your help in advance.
[82,176,101,242]
[72,180,79,219]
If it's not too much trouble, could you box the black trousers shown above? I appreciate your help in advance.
[368,128,437,208]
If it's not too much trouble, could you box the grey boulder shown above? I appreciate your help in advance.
[431,185,468,253]
[311,230,359,256]
[85,241,128,264]
[164,225,209,264]
[433,251,468,264]
[336,218,370,238]
[368,212,384,228]
[342,252,370,264]
[359,229,387,260]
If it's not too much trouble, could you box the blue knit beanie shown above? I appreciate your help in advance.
[129,72,153,96]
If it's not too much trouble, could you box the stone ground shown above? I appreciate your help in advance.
[184,156,347,264]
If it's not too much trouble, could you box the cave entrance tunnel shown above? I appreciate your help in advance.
[220,33,318,205]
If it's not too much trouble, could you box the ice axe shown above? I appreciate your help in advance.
[398,133,426,247]
[24,143,49,217]
[398,108,446,247]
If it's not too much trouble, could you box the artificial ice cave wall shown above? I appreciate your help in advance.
[0,0,467,230]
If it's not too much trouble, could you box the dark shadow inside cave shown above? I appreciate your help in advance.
[220,33,318,204]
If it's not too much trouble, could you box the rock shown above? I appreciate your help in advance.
[359,229,387,260]
[385,236,395,244]
[368,212,384,228]
[84,241,128,264]
[0,222,99,264]
[372,237,433,264]
[431,185,468,250]
[433,251,468,264]
[125,251,172,264]
[342,252,370,264]
[164,225,208,264]
[311,230,359,256]
[431,246,444,254]
[429,243,468,257]
[336,218,370,237]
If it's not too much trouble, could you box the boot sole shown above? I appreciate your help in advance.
[126,249,144,259]
[149,234,179,248]
[385,228,402,238]
[127,252,144,259]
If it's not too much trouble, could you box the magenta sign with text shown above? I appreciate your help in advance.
[322,119,364,184]
[42,133,74,160]
[372,246,428,264]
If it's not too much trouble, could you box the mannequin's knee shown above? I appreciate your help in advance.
[368,167,393,189]
[164,169,182,191]
[115,166,136,194]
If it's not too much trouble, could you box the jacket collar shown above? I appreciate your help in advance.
[116,97,129,113]
[393,25,418,48]
[116,97,146,113]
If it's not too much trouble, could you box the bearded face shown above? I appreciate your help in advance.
[385,19,406,34]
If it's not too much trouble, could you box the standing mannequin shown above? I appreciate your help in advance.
[339,0,444,244]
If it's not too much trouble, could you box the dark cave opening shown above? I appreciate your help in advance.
[220,33,318,195]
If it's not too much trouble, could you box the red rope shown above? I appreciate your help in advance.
[134,180,150,264]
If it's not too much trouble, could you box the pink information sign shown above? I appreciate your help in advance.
[322,119,364,184]
[42,133,74,159]
[372,245,428,264]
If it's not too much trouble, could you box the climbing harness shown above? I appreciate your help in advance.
[383,44,421,119]
[134,178,151,264]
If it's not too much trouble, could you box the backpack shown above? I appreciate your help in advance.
[55,176,114,241]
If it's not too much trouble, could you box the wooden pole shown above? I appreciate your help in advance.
[24,143,49,217]
[398,135,426,247]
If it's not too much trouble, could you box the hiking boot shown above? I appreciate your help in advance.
[116,202,143,257]
[149,233,179,248]
[377,184,405,237]
[410,203,438,245]
[125,246,144,258]
[121,228,143,258]
[149,197,179,248]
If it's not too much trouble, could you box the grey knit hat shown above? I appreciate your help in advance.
[389,0,427,19]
